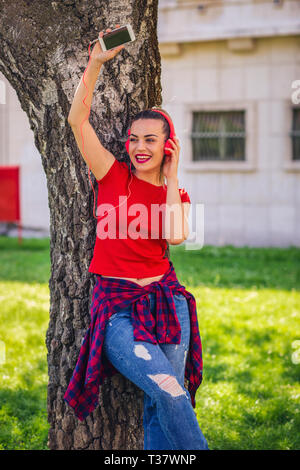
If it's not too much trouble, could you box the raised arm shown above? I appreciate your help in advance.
[67,26,124,181]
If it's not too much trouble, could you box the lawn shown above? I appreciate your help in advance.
[0,237,299,450]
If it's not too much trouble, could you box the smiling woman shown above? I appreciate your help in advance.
[127,107,172,187]
[64,25,208,451]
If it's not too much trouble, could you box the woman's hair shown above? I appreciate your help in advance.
[129,107,172,186]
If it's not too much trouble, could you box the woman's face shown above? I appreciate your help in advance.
[128,119,166,173]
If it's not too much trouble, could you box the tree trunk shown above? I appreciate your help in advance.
[0,0,169,449]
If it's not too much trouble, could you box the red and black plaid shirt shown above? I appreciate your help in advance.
[64,260,203,421]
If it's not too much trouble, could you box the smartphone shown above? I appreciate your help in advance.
[98,24,135,51]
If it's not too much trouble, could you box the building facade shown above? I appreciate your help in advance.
[158,0,300,247]
[0,72,50,236]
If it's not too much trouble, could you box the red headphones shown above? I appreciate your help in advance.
[125,108,176,156]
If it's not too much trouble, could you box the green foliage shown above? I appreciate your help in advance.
[0,237,299,449]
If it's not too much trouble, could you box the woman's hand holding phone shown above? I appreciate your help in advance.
[91,25,125,66]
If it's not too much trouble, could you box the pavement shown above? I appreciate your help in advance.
[0,222,50,239]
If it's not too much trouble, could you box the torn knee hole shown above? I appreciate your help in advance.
[148,373,186,397]
[134,344,151,360]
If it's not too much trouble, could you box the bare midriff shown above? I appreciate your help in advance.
[101,273,165,287]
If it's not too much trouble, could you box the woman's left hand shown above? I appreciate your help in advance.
[162,135,180,181]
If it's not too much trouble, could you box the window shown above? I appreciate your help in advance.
[191,110,246,162]
[290,107,300,161]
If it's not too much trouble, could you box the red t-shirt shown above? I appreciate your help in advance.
[88,158,191,278]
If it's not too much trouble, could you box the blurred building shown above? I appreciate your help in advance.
[158,0,300,247]
[0,0,299,245]
[0,73,50,237]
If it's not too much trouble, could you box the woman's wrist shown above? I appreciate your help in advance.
[90,57,103,71]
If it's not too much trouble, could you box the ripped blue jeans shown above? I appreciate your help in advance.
[103,291,209,450]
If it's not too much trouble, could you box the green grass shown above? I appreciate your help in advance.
[0,237,50,450]
[0,237,299,449]
[173,245,300,450]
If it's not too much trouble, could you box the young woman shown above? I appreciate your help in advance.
[64,25,209,451]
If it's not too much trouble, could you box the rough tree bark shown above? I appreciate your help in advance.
[0,0,170,450]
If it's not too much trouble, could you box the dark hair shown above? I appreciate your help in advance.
[130,107,171,141]
[128,107,172,186]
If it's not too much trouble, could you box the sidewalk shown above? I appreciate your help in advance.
[0,222,50,239]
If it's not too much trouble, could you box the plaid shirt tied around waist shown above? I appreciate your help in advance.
[64,260,203,421]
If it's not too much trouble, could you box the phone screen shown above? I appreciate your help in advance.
[103,26,132,50]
